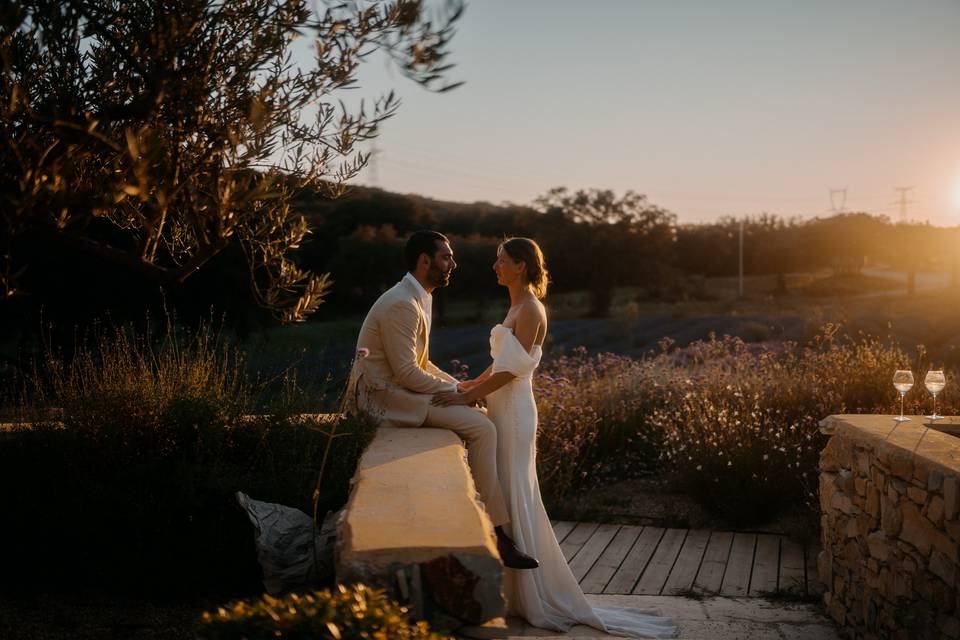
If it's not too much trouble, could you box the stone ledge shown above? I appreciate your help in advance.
[819,414,960,476]
[818,414,960,640]
[336,427,504,626]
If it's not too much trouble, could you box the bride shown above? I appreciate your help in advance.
[431,238,677,638]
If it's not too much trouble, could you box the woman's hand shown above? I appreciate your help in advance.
[457,379,479,391]
[431,390,473,407]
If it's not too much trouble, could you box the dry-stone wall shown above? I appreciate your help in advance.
[819,415,960,640]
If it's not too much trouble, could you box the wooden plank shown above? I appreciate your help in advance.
[604,527,665,594]
[720,532,756,596]
[580,525,644,594]
[569,524,620,581]
[662,529,711,595]
[552,521,577,544]
[560,522,598,562]
[693,531,733,594]
[748,534,780,595]
[779,538,805,595]
[632,528,688,595]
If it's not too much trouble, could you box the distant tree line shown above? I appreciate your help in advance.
[2,180,957,355]
[292,185,958,319]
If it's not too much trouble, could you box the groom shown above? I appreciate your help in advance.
[350,230,538,570]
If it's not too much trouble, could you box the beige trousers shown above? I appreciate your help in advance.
[421,403,510,528]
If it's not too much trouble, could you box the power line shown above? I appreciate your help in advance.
[892,186,917,223]
[829,187,847,213]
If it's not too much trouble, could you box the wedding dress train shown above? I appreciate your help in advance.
[485,324,678,638]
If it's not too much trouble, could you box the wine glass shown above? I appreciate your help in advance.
[893,369,914,423]
[924,369,946,421]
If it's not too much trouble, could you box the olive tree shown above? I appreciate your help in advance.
[0,0,462,322]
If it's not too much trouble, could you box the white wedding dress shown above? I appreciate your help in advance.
[485,324,678,638]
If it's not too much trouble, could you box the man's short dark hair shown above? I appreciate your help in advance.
[404,230,449,271]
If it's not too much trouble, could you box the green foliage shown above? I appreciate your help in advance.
[1,0,462,322]
[536,326,956,526]
[197,584,450,640]
[0,320,378,596]
[534,187,678,317]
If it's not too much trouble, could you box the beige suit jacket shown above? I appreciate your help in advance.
[348,278,458,427]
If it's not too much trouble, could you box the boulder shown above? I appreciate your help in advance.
[336,427,505,625]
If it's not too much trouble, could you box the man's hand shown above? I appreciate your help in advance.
[431,390,472,407]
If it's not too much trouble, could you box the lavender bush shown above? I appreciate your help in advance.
[535,325,957,525]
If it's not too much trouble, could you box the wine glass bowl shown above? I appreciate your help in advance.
[924,369,946,421]
[892,369,914,423]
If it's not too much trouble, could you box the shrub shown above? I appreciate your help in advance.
[535,326,956,526]
[0,320,377,596]
[535,348,667,502]
[197,584,450,640]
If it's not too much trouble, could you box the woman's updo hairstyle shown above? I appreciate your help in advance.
[500,237,549,299]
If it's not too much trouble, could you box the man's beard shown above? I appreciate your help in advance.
[427,262,451,288]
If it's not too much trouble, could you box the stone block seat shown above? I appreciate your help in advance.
[335,427,505,625]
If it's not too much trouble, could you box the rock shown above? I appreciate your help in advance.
[927,495,945,527]
[900,501,934,556]
[855,477,868,497]
[857,452,871,476]
[929,469,944,492]
[832,494,857,515]
[866,487,881,518]
[903,556,917,573]
[837,469,855,495]
[882,496,903,537]
[932,529,958,563]
[939,613,960,639]
[929,551,957,586]
[818,549,832,587]
[820,472,837,512]
[872,467,887,492]
[890,477,908,495]
[423,555,502,624]
[907,486,928,505]
[820,439,841,472]
[846,518,859,538]
[947,519,960,545]
[867,531,890,561]
[913,463,930,487]
[889,450,914,482]
[946,476,959,521]
[336,428,505,624]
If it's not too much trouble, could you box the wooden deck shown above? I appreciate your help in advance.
[552,521,819,597]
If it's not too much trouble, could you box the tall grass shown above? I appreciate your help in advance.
[535,325,955,526]
[0,319,377,597]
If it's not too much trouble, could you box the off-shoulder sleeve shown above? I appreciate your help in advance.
[491,331,538,378]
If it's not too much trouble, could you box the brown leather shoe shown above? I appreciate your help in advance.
[495,526,539,570]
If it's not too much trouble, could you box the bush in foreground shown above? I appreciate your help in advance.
[197,584,450,640]
[0,321,377,596]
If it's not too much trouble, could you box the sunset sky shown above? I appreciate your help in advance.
[321,1,960,224]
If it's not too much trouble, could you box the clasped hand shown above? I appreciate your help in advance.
[432,380,485,407]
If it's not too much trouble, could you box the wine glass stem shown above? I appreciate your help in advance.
[900,393,905,420]
[933,394,937,417]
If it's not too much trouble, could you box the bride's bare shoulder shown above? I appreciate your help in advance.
[517,298,547,328]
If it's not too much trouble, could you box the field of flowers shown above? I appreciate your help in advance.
[535,324,959,526]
